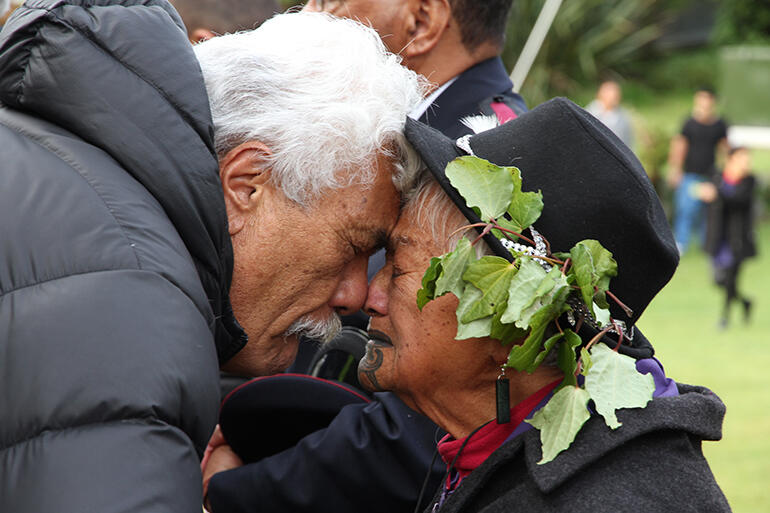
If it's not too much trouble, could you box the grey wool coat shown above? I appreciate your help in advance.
[0,0,247,511]
[426,384,731,513]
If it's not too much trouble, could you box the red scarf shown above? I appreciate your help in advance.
[437,379,560,484]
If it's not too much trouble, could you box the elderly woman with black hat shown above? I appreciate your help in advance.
[358,99,731,513]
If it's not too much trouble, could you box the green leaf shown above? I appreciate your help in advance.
[556,329,582,389]
[568,240,618,317]
[455,284,493,340]
[594,303,610,327]
[490,301,528,344]
[494,217,524,243]
[506,294,569,372]
[527,385,591,464]
[579,347,592,376]
[435,237,475,300]
[445,156,514,221]
[416,257,443,310]
[500,258,548,325]
[532,331,563,369]
[584,343,655,429]
[460,256,517,323]
[505,166,544,232]
[514,268,570,330]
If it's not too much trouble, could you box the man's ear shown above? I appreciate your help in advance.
[402,0,451,58]
[219,141,273,235]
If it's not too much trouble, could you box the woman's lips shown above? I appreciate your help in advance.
[367,329,393,347]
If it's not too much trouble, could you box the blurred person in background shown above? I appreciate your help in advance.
[698,146,757,329]
[170,0,279,42]
[585,79,634,150]
[0,2,424,511]
[668,87,729,254]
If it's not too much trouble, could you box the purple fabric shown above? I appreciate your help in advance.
[636,357,679,398]
[504,392,554,442]
[720,181,736,195]
[713,242,734,269]
[433,473,459,511]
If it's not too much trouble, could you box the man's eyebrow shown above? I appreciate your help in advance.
[348,226,388,251]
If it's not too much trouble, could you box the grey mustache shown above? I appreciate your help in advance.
[285,313,342,343]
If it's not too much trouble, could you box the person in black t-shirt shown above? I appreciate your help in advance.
[668,87,728,253]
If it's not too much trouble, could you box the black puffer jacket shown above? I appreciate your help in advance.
[0,0,246,510]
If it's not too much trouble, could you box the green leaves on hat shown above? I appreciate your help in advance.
[445,156,514,221]
[505,165,544,234]
[570,240,618,318]
[416,156,652,465]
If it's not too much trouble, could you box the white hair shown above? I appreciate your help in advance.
[193,12,428,204]
[1,0,11,17]
[405,176,492,258]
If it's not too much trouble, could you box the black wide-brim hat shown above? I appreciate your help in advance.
[219,374,370,463]
[405,98,679,357]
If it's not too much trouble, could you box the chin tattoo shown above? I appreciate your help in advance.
[358,344,385,392]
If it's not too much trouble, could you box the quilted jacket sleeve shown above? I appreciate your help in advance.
[0,269,220,512]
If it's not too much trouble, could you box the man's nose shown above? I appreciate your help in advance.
[363,266,389,317]
[328,255,369,316]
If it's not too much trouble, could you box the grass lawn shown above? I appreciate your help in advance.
[637,221,770,512]
[622,83,770,511]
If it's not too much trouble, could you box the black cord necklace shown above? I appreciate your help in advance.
[413,420,493,513]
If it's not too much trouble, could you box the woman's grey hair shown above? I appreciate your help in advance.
[1,0,11,17]
[193,12,428,204]
[404,173,493,257]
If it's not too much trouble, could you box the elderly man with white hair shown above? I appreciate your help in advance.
[0,1,424,511]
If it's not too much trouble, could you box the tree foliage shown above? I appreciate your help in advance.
[713,0,770,45]
[503,0,690,105]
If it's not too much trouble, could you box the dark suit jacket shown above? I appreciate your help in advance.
[420,56,527,139]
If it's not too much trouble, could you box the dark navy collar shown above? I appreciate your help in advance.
[419,56,514,137]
